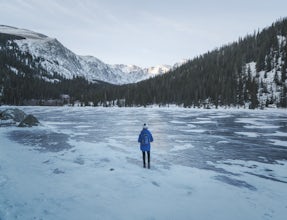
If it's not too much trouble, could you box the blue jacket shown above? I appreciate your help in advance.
[138,128,153,151]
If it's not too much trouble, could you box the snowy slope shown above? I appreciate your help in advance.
[243,35,287,107]
[0,25,179,85]
[146,64,171,75]
[0,25,48,39]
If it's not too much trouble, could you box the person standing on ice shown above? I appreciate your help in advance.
[138,123,154,169]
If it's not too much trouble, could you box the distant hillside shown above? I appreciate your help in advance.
[0,25,176,85]
[1,18,287,108]
[0,25,183,105]
[95,18,287,108]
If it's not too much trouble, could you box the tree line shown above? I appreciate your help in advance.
[93,18,287,108]
[1,18,287,108]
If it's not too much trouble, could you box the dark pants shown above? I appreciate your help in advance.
[142,151,150,169]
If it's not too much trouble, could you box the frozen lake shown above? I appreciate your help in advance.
[0,106,287,220]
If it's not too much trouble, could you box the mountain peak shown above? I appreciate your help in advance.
[0,25,185,84]
[0,25,48,40]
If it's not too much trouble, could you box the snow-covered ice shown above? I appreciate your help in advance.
[235,132,260,138]
[0,107,286,220]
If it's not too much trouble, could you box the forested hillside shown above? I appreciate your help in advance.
[94,18,287,108]
[0,33,105,105]
[1,18,287,108]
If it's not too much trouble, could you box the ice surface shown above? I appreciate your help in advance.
[235,132,260,138]
[235,117,281,129]
[265,131,287,137]
[269,139,287,147]
[0,107,286,220]
[170,143,195,152]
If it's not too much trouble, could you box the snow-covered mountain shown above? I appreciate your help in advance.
[0,25,183,84]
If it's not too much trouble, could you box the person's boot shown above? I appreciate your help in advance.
[143,162,146,168]
[148,162,150,169]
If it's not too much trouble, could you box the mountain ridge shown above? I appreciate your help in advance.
[90,18,287,108]
[0,25,184,84]
[1,18,286,108]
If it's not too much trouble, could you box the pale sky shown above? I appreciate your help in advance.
[0,0,286,67]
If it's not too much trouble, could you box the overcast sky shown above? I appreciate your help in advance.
[0,0,286,67]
